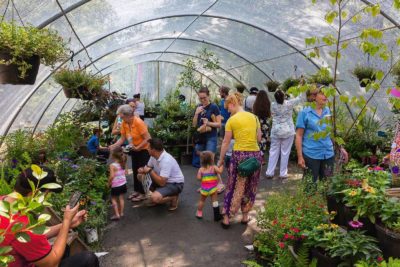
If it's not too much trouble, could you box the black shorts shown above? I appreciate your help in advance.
[111,184,127,196]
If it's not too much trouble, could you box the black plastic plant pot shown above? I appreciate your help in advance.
[254,246,273,266]
[344,206,376,237]
[375,222,400,259]
[0,52,40,85]
[327,195,346,226]
[311,248,341,267]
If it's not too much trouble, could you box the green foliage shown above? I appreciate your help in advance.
[54,68,106,97]
[0,165,61,266]
[379,198,400,233]
[356,257,400,267]
[281,77,300,92]
[0,20,68,78]
[266,80,280,92]
[352,65,376,82]
[44,113,89,159]
[242,260,263,267]
[176,48,220,92]
[149,90,195,146]
[307,68,333,86]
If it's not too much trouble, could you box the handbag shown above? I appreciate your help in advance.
[237,157,260,177]
[237,115,261,177]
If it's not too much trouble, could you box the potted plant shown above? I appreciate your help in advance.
[340,175,389,236]
[281,77,300,92]
[266,80,280,92]
[352,65,376,87]
[375,198,400,258]
[0,20,67,85]
[54,68,106,100]
[308,68,334,86]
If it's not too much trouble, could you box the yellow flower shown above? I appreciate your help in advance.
[348,190,358,197]
[330,211,337,215]
[364,186,376,194]
[330,224,339,229]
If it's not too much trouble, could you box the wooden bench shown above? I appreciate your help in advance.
[45,207,89,255]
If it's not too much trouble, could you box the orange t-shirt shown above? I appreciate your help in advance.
[120,117,149,149]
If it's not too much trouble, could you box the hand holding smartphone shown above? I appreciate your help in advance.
[69,191,82,208]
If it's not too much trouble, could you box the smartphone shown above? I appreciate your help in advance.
[68,191,82,208]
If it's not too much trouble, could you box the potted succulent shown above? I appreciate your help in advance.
[281,77,300,92]
[308,67,334,86]
[54,68,106,100]
[375,198,400,259]
[266,80,280,92]
[352,65,376,87]
[0,20,67,85]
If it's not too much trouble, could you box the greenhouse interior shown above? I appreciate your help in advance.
[1,0,400,266]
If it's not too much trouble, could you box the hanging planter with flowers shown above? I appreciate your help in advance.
[54,68,107,101]
[0,20,67,85]
[352,65,376,87]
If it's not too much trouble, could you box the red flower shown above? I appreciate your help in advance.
[300,235,306,239]
[283,233,290,240]
[377,256,383,262]
[271,219,278,226]
[279,242,285,249]
[291,227,300,233]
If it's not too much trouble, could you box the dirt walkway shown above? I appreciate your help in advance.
[99,163,302,267]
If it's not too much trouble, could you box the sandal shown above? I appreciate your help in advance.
[128,192,140,200]
[168,196,179,211]
[196,210,203,219]
[131,194,146,202]
[110,215,120,221]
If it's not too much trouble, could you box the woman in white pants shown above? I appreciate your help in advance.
[266,90,303,180]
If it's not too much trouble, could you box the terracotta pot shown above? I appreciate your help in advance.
[375,222,400,259]
[0,52,40,85]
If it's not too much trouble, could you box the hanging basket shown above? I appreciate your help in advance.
[63,86,95,100]
[0,52,40,85]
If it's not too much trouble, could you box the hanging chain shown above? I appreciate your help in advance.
[1,0,10,23]
[11,0,25,27]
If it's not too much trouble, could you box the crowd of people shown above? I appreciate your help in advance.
[1,84,335,266]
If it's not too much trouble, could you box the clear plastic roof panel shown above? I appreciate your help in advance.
[0,0,400,135]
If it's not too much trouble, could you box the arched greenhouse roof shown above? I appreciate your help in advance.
[0,0,399,135]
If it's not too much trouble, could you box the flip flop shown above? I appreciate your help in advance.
[128,192,140,200]
[168,196,179,211]
[131,195,146,202]
[110,215,120,221]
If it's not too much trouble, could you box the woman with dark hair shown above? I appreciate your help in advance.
[192,87,221,155]
[265,89,303,181]
[252,90,271,164]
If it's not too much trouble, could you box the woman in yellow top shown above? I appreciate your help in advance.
[217,92,262,229]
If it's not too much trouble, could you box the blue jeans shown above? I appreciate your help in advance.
[192,136,218,168]
[195,135,218,154]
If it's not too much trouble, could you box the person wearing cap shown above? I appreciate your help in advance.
[0,167,99,267]
[244,87,259,112]
[295,85,334,182]
[133,94,145,120]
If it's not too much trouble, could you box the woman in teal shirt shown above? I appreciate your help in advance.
[295,86,334,182]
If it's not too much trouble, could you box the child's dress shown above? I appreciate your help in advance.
[200,167,219,196]
[111,162,127,196]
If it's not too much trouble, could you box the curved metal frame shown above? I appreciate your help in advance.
[84,39,248,85]
[5,1,400,137]
[32,60,221,133]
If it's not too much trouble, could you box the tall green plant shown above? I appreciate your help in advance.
[299,0,399,147]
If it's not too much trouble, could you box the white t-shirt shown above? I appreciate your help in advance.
[244,95,257,112]
[136,101,145,116]
[147,151,185,183]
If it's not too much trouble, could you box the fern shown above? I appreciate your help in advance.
[295,245,311,267]
[242,260,263,267]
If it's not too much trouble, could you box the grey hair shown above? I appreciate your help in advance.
[117,104,134,116]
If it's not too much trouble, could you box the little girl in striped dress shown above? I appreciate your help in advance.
[196,151,223,221]
[109,147,127,221]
